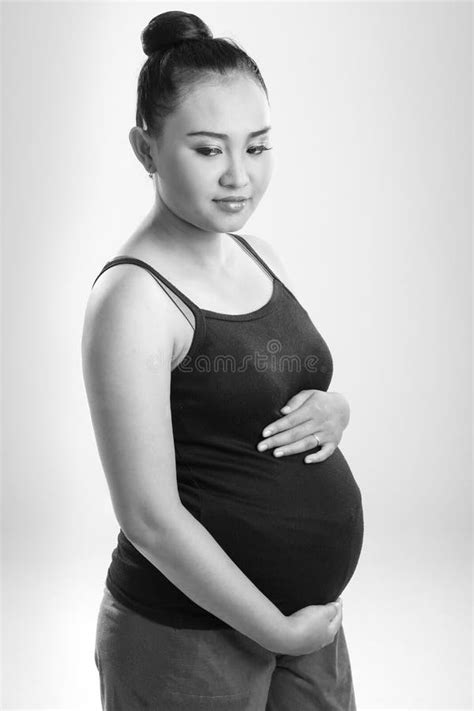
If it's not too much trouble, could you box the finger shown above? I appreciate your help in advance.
[327,617,342,646]
[257,424,321,454]
[279,390,314,414]
[260,410,303,438]
[304,443,337,464]
[326,600,341,619]
[330,606,343,629]
[328,604,343,632]
[271,432,326,458]
[261,397,316,438]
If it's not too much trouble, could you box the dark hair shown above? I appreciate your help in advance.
[136,10,269,142]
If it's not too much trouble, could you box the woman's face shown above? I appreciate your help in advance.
[150,73,274,234]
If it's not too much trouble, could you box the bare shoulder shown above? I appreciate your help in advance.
[241,233,296,292]
[82,262,178,379]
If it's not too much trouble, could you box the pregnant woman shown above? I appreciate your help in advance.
[82,10,364,710]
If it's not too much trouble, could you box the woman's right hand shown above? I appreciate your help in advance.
[274,598,343,655]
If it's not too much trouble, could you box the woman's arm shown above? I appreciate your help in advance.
[81,265,290,652]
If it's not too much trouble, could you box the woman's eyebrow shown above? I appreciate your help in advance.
[186,126,271,139]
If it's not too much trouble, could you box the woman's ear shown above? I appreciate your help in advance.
[128,126,155,174]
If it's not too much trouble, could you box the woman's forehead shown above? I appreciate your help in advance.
[171,78,270,137]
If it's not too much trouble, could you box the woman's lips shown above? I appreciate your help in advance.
[213,198,249,213]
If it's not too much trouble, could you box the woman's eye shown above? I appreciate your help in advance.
[249,145,273,155]
[196,147,221,157]
[196,145,273,157]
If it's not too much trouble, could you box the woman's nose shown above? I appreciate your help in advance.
[219,154,250,188]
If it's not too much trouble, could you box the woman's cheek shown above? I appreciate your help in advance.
[169,167,201,202]
[261,153,275,186]
[251,167,273,204]
[180,159,214,194]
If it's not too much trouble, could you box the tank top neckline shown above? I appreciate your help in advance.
[200,279,280,321]
[107,233,284,323]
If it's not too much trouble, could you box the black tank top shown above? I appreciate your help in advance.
[91,233,364,629]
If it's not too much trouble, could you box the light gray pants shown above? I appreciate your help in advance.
[94,586,357,710]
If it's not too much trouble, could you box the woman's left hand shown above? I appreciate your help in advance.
[257,390,350,464]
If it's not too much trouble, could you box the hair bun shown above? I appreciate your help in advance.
[141,10,213,56]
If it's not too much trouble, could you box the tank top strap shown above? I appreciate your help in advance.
[91,256,202,330]
[228,233,280,282]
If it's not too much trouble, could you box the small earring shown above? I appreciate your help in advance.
[148,172,154,179]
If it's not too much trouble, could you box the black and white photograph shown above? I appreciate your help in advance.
[1,2,472,709]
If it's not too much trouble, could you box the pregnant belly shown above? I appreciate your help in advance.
[181,446,364,615]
